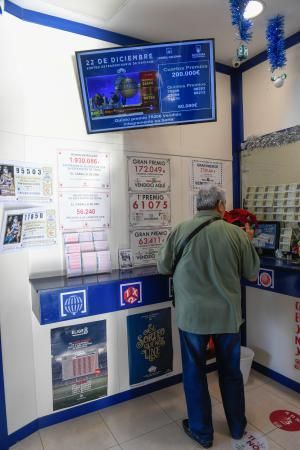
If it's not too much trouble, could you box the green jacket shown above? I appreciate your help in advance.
[157,210,260,334]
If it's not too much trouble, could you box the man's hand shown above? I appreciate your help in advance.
[244,223,255,240]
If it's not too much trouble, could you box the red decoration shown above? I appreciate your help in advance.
[224,208,257,227]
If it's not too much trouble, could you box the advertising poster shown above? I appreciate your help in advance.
[0,208,56,251]
[191,159,223,189]
[295,301,300,370]
[127,308,173,385]
[57,150,110,189]
[51,320,107,411]
[0,162,53,202]
[59,191,111,230]
[76,39,216,133]
[129,192,171,227]
[130,228,170,266]
[128,157,170,192]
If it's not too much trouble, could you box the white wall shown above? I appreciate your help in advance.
[0,14,232,433]
[242,41,300,383]
[243,43,300,139]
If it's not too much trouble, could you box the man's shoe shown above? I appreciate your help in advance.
[182,419,213,448]
[231,431,246,440]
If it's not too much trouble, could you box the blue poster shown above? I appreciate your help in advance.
[127,307,173,385]
[76,39,216,133]
[51,320,107,410]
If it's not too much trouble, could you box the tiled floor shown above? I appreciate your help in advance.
[10,370,299,450]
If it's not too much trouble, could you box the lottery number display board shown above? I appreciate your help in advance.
[76,39,216,133]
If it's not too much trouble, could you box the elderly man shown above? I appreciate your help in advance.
[157,184,260,448]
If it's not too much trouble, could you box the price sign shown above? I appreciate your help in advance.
[59,191,110,230]
[129,193,171,227]
[191,159,223,189]
[130,228,170,266]
[0,162,53,202]
[57,150,110,189]
[128,157,170,192]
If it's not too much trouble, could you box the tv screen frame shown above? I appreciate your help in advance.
[75,38,216,134]
[253,221,281,256]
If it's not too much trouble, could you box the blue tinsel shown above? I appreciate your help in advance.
[266,15,287,72]
[229,0,253,43]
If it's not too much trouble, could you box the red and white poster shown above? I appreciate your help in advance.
[129,193,171,227]
[128,156,170,192]
[57,150,110,189]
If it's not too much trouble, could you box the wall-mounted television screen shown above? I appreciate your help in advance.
[76,39,216,134]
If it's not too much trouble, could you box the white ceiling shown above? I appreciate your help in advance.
[12,0,300,65]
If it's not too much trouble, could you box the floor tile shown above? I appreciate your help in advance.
[10,432,43,450]
[245,370,271,392]
[120,422,202,450]
[231,431,284,449]
[40,411,116,450]
[245,386,298,433]
[151,382,219,421]
[211,403,261,449]
[207,369,270,404]
[263,379,300,409]
[207,371,222,402]
[267,425,300,450]
[100,395,172,444]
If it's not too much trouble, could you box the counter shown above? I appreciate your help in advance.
[30,267,172,325]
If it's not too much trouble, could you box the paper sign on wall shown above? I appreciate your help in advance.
[128,156,170,192]
[57,150,110,189]
[295,301,300,370]
[191,159,223,189]
[0,208,56,251]
[130,228,170,266]
[51,320,107,410]
[129,193,171,227]
[59,191,110,230]
[127,308,173,385]
[0,162,53,202]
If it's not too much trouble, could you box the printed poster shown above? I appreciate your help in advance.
[59,191,111,230]
[51,320,107,410]
[57,150,110,189]
[130,228,170,266]
[127,308,173,385]
[295,301,300,370]
[191,159,223,189]
[128,156,170,192]
[0,208,56,251]
[129,193,171,227]
[0,162,53,202]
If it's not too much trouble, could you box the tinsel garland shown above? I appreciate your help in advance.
[242,126,300,151]
[266,15,287,72]
[229,0,253,42]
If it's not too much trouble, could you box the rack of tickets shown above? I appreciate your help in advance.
[63,231,112,277]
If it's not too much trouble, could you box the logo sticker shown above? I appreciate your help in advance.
[231,431,268,449]
[60,290,87,319]
[258,268,274,289]
[270,410,300,432]
[120,282,142,306]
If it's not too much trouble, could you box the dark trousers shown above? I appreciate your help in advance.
[179,330,246,442]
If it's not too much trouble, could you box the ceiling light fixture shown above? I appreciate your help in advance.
[244,1,264,20]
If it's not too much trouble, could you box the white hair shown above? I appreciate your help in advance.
[196,184,226,211]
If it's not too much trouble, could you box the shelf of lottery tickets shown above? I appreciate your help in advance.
[245,183,300,253]
[63,230,112,277]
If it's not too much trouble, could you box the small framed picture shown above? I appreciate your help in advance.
[118,248,133,271]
